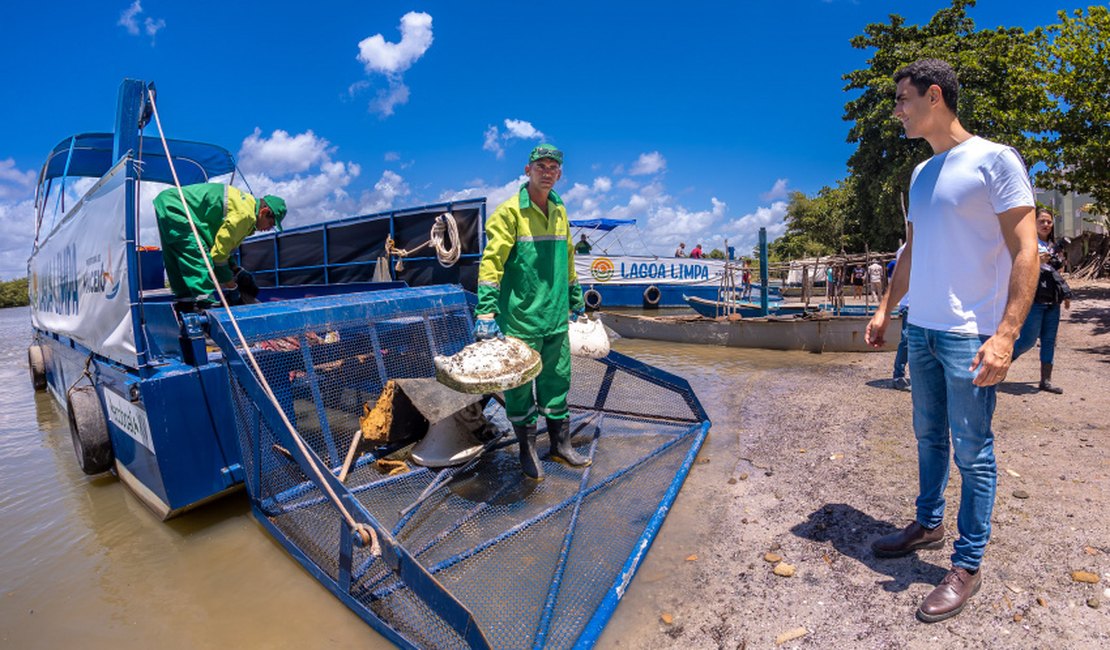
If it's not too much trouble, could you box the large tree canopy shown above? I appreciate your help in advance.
[770,1,1107,258]
[1038,6,1110,212]
[841,0,1050,252]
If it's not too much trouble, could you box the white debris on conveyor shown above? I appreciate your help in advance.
[434,336,542,394]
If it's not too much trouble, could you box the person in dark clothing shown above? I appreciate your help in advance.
[1011,208,1072,393]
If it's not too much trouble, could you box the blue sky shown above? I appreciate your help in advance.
[0,0,1072,278]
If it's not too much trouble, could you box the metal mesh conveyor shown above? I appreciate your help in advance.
[206,285,710,649]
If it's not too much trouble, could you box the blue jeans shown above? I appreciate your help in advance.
[906,324,997,570]
[893,307,910,379]
[1012,302,1061,364]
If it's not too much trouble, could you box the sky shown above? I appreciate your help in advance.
[0,0,1075,279]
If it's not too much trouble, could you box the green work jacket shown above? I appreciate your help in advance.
[477,183,585,337]
[153,183,261,264]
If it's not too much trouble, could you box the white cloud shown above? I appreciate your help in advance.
[483,125,504,159]
[0,198,35,280]
[503,119,545,141]
[354,12,433,117]
[238,128,333,177]
[234,129,366,226]
[439,175,526,210]
[383,151,400,162]
[0,158,37,201]
[629,151,666,176]
[118,1,142,34]
[357,12,433,75]
[362,170,410,213]
[482,119,546,159]
[118,1,164,45]
[760,178,790,201]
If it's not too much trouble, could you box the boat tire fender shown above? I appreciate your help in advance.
[67,385,114,475]
[28,345,47,391]
[584,289,602,311]
[643,285,662,307]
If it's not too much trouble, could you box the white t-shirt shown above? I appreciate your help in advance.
[906,136,1034,335]
[867,262,883,283]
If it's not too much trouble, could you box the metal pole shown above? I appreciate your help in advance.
[759,227,769,316]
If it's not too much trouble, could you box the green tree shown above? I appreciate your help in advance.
[0,278,30,308]
[1037,6,1110,212]
[842,0,1051,251]
[768,180,856,261]
[707,248,726,260]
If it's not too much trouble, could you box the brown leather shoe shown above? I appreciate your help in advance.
[917,566,982,623]
[871,521,945,558]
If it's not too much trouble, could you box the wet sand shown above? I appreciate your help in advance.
[598,281,1110,649]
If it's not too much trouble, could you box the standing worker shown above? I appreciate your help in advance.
[474,144,590,480]
[865,59,1038,623]
[154,183,286,310]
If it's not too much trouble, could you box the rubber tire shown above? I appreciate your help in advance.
[67,386,114,475]
[28,345,47,391]
[584,289,602,311]
[643,285,662,307]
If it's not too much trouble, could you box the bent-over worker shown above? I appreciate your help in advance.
[154,183,286,309]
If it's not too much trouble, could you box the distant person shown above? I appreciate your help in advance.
[890,244,911,391]
[1011,208,1072,394]
[867,259,884,301]
[674,242,687,257]
[851,264,865,298]
[154,183,286,310]
[575,233,592,255]
[865,58,1037,623]
[474,144,590,481]
[741,259,753,301]
[689,244,704,259]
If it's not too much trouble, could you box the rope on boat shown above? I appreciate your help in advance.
[385,212,460,272]
[145,89,380,558]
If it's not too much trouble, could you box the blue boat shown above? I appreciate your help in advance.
[570,219,780,308]
[26,79,711,648]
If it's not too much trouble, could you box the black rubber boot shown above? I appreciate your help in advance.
[1039,363,1063,394]
[546,417,591,468]
[514,423,543,480]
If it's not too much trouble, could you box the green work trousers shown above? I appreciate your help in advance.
[158,228,234,303]
[504,332,571,426]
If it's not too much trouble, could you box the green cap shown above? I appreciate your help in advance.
[528,144,563,165]
[261,195,286,232]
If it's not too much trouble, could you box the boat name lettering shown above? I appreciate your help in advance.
[32,245,120,316]
[619,262,709,281]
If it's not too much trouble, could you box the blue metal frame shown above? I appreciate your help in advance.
[239,199,487,288]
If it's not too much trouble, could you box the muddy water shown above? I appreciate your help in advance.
[0,306,822,649]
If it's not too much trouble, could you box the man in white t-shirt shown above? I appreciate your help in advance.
[864,59,1038,624]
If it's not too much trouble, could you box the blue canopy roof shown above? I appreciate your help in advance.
[39,133,236,186]
[568,218,636,232]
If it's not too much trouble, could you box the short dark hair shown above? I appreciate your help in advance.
[893,58,959,113]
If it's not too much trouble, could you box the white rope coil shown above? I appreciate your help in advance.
[387,212,460,271]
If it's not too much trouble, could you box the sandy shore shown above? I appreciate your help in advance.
[602,280,1110,649]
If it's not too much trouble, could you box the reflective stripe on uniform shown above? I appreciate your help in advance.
[508,406,539,424]
[516,235,567,242]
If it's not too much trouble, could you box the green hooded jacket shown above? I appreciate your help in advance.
[476,183,585,337]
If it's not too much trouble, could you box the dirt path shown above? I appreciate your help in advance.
[603,281,1110,649]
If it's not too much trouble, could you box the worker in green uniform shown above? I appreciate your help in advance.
[154,183,286,309]
[475,144,589,480]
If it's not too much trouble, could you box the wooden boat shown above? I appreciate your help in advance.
[604,311,899,352]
